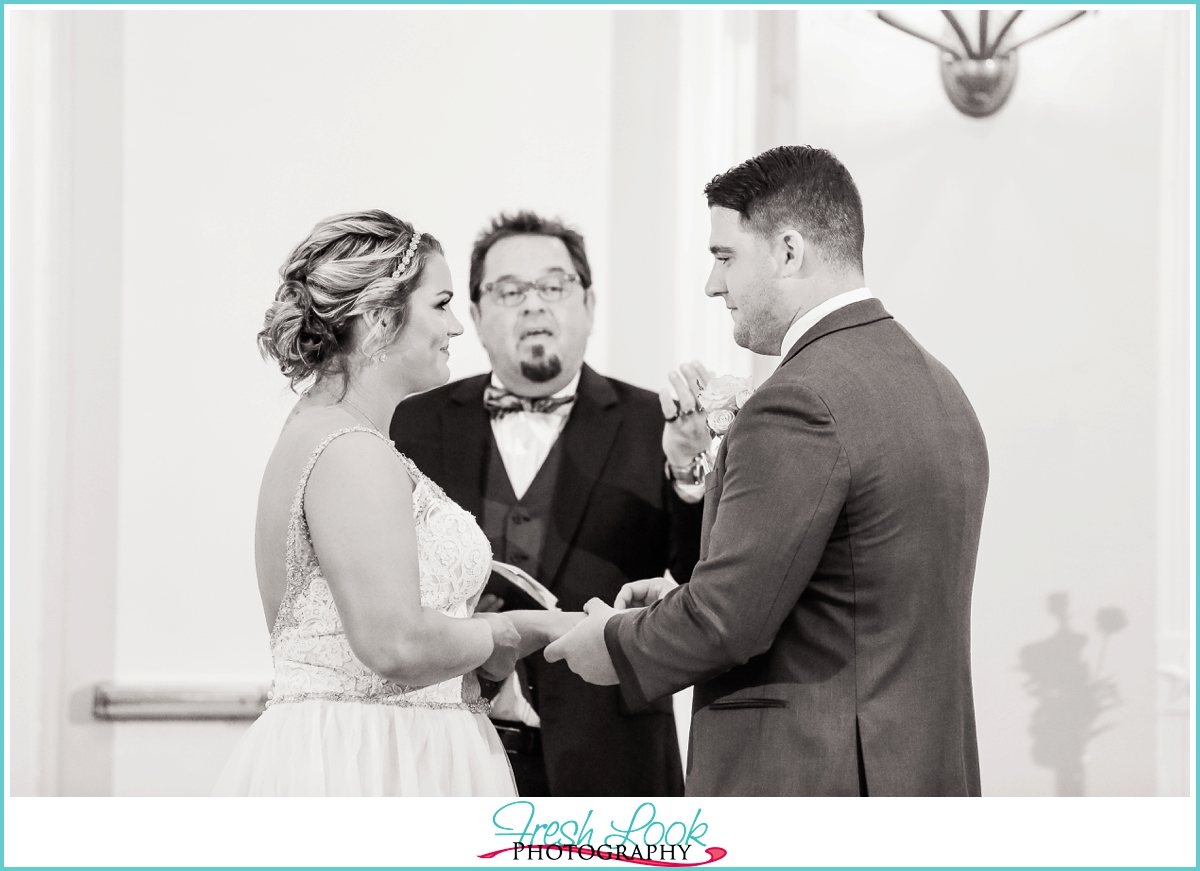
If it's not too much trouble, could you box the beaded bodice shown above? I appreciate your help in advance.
[268,426,492,712]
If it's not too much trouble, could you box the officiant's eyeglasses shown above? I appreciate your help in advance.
[481,273,581,307]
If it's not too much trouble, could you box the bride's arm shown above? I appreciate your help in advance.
[502,610,586,659]
[305,432,518,686]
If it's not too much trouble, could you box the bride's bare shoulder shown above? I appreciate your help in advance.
[259,408,366,504]
[256,404,378,619]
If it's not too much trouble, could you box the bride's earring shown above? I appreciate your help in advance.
[375,319,388,362]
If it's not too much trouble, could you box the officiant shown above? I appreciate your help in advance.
[391,211,711,797]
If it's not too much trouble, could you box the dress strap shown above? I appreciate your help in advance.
[273,427,397,645]
[289,426,395,523]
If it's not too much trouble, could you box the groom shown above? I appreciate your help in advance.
[546,146,990,796]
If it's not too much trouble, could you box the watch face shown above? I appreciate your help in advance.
[666,455,709,486]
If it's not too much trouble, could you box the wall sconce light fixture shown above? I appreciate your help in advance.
[875,10,1091,118]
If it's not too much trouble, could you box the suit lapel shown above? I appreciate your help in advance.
[780,298,893,368]
[699,440,726,561]
[540,364,622,587]
[440,374,491,519]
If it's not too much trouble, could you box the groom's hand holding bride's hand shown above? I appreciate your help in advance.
[614,575,679,610]
[497,610,586,659]
[543,599,620,685]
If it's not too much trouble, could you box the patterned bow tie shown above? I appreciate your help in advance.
[483,385,575,420]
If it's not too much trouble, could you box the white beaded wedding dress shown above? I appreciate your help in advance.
[214,427,516,796]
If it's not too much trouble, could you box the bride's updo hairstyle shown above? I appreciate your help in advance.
[258,209,443,390]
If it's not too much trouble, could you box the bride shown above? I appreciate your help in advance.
[215,210,578,796]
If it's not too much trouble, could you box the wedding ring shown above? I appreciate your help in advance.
[664,411,680,423]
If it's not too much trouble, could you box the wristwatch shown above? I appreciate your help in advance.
[665,451,712,486]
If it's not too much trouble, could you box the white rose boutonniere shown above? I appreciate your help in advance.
[697,374,755,439]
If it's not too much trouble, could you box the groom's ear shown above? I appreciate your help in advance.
[776,227,805,278]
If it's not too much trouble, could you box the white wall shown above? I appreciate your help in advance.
[9,10,125,796]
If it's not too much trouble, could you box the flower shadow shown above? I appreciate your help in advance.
[1016,592,1128,796]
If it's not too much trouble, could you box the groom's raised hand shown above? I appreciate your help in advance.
[661,360,715,468]
[543,598,619,685]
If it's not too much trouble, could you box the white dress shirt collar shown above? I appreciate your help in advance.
[487,368,581,502]
[779,287,874,360]
[490,369,582,402]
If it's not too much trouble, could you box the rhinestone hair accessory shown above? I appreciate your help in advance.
[391,231,422,280]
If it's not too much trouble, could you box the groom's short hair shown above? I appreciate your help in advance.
[469,211,593,304]
[704,146,865,272]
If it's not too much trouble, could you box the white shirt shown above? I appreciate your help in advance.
[489,371,581,499]
[779,287,874,361]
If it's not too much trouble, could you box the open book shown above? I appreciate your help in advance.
[484,560,559,612]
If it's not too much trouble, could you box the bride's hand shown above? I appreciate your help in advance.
[473,612,521,681]
[503,610,586,658]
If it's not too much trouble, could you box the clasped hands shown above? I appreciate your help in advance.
[472,608,582,682]
[542,574,679,685]
[473,575,678,684]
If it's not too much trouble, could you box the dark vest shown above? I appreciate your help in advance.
[481,431,566,585]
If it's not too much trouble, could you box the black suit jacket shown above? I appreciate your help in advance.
[392,364,702,796]
[606,300,989,796]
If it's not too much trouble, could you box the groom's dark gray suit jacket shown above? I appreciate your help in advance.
[604,299,989,796]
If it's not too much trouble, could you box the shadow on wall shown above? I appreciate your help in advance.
[1017,592,1128,796]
